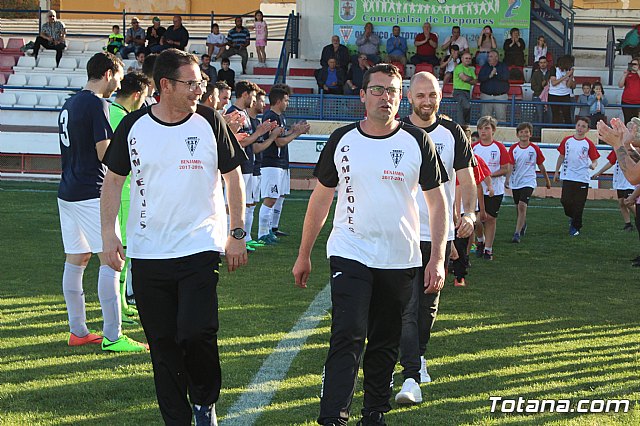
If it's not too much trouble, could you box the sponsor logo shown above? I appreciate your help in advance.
[339,26,353,44]
[332,271,343,278]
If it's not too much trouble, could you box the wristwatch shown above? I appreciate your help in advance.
[230,227,247,240]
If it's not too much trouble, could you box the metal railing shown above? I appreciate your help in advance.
[530,0,574,64]
[274,11,300,85]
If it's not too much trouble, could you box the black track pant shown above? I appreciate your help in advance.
[561,180,589,231]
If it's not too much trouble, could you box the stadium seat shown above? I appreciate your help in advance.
[37,56,57,70]
[49,75,69,88]
[37,93,60,109]
[58,93,71,105]
[442,83,453,98]
[252,67,278,75]
[17,93,38,107]
[415,63,434,75]
[189,44,206,55]
[288,68,316,77]
[292,87,314,94]
[57,57,77,70]
[13,55,36,71]
[508,84,523,100]
[0,55,16,72]
[0,38,4,51]
[4,38,25,53]
[574,76,601,85]
[0,73,5,87]
[85,40,105,53]
[0,92,17,107]
[7,74,27,87]
[69,75,87,88]
[27,74,49,87]
[508,66,524,84]
[77,56,90,70]
[391,61,405,79]
[66,40,85,52]
[258,83,273,93]
[523,67,532,83]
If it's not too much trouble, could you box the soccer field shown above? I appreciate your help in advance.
[0,180,639,425]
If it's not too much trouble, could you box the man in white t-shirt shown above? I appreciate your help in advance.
[554,117,600,236]
[441,25,469,54]
[100,49,248,425]
[206,23,227,60]
[293,64,448,426]
[508,122,551,243]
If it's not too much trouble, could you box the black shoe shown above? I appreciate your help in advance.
[483,250,493,261]
[631,255,640,262]
[623,223,633,232]
[272,228,289,237]
[520,223,527,236]
[475,242,485,258]
[633,261,640,267]
[356,411,386,426]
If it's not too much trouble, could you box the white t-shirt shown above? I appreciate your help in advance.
[206,33,226,56]
[443,35,469,52]
[557,136,600,184]
[472,140,510,196]
[607,151,635,191]
[314,121,447,269]
[509,142,546,189]
[549,68,573,96]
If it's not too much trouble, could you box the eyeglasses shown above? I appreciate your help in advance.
[166,78,208,92]
[366,85,401,96]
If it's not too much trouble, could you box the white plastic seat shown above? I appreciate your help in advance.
[49,75,69,88]
[58,93,71,106]
[14,56,36,71]
[69,76,87,88]
[27,74,48,87]
[85,40,105,53]
[77,56,90,70]
[37,56,57,70]
[189,44,206,55]
[66,40,85,52]
[0,92,17,107]
[37,93,60,108]
[57,57,77,70]
[7,74,27,86]
[17,93,38,107]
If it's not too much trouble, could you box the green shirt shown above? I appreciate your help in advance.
[452,63,476,91]
[109,102,131,204]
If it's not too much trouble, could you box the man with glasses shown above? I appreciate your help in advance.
[452,51,477,126]
[32,10,66,66]
[120,17,146,59]
[100,48,248,425]
[293,64,448,426]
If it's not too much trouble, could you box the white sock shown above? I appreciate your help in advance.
[245,205,255,241]
[125,260,133,297]
[485,246,492,254]
[272,197,284,230]
[98,265,122,342]
[62,262,89,337]
[258,204,273,238]
[477,236,485,243]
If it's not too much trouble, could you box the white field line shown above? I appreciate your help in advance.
[220,283,331,426]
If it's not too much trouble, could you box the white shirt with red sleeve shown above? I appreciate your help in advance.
[472,140,510,196]
[557,136,600,184]
[509,142,546,189]
[607,151,635,191]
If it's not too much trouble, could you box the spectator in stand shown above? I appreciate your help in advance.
[441,44,461,85]
[452,51,477,126]
[217,58,236,91]
[619,57,640,124]
[548,54,576,125]
[106,25,124,55]
[478,50,509,122]
[386,25,408,65]
[222,17,251,74]
[356,22,381,65]
[441,25,469,54]
[588,82,609,129]
[157,15,190,52]
[120,17,146,59]
[576,82,592,120]
[411,22,439,66]
[206,23,227,61]
[32,10,66,66]
[321,35,351,73]
[345,54,370,95]
[476,25,497,67]
[316,58,345,94]
[621,24,640,57]
[530,56,553,124]
[146,17,166,54]
[127,50,145,73]
[503,27,526,67]
[200,54,217,82]
[533,35,547,66]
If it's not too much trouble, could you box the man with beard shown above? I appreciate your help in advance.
[395,71,477,404]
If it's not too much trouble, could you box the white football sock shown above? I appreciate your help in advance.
[271,197,284,230]
[258,204,273,238]
[245,205,255,241]
[98,265,122,342]
[62,262,89,337]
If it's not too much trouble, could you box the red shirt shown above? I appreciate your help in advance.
[457,154,490,185]
[622,72,640,104]
[415,32,438,57]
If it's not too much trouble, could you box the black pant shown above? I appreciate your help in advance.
[399,241,452,382]
[32,36,65,65]
[635,204,640,240]
[318,256,415,425]
[561,180,589,230]
[622,103,640,125]
[451,237,470,280]
[132,251,221,426]
[548,94,573,125]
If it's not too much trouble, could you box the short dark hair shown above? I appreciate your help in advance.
[556,54,575,71]
[86,51,123,81]
[116,71,152,98]
[212,23,219,29]
[201,54,210,60]
[202,84,217,101]
[576,116,590,126]
[112,25,119,30]
[235,80,257,98]
[221,57,230,65]
[215,80,231,92]
[582,82,592,88]
[510,27,520,35]
[592,81,605,94]
[142,53,158,78]
[362,63,402,91]
[256,88,266,98]
[452,25,461,31]
[392,25,400,31]
[269,84,291,105]
[450,44,460,52]
[516,122,533,134]
[153,48,198,93]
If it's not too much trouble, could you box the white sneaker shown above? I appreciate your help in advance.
[394,378,422,404]
[420,356,432,383]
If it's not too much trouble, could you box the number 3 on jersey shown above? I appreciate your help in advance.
[59,109,70,147]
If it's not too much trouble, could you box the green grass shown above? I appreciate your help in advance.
[0,180,639,425]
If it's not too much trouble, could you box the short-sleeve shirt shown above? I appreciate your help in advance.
[557,136,599,184]
[402,115,475,241]
[607,151,634,190]
[314,121,447,269]
[249,116,263,176]
[443,35,469,52]
[622,72,640,104]
[206,32,226,55]
[227,104,254,175]
[227,27,250,48]
[472,140,511,195]
[453,63,476,91]
[41,20,65,42]
[509,142,546,189]
[261,110,288,169]
[125,27,146,46]
[415,32,438,56]
[102,104,246,259]
[57,90,113,202]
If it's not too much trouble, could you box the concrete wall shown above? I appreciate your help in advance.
[58,0,263,18]
[296,0,333,61]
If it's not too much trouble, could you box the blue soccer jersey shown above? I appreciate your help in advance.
[227,104,254,175]
[261,110,288,169]
[57,90,113,202]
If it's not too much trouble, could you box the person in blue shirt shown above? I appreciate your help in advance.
[316,58,346,94]
[221,16,250,74]
[386,25,407,65]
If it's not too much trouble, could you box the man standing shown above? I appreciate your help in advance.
[355,22,381,65]
[321,35,351,73]
[120,17,146,59]
[530,56,554,124]
[478,50,509,123]
[554,117,600,236]
[258,85,310,243]
[452,51,477,126]
[508,122,551,243]
[158,15,190,51]
[396,71,476,404]
[441,25,469,54]
[145,16,166,54]
[222,17,251,74]
[411,23,439,66]
[100,48,248,425]
[32,10,66,66]
[57,51,146,352]
[292,64,448,426]
[386,25,408,65]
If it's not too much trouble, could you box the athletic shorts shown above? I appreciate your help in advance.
[512,187,534,205]
[483,194,504,218]
[260,167,290,199]
[243,174,255,204]
[617,189,634,199]
[251,175,262,204]
[58,198,120,254]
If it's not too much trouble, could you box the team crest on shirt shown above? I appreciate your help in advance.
[528,152,535,162]
[185,137,199,156]
[491,151,498,160]
[435,143,444,156]
[390,149,404,168]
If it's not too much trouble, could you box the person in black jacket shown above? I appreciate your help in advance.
[316,58,346,94]
[320,35,351,73]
